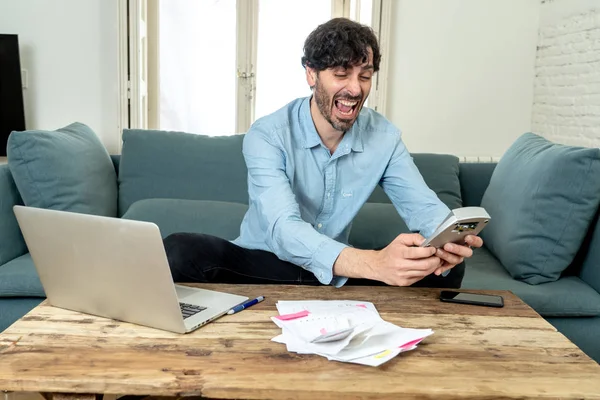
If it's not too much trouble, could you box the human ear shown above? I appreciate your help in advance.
[306,67,317,88]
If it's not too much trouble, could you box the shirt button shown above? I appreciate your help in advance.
[317,223,323,229]
[326,192,331,198]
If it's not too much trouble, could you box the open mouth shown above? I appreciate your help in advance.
[334,99,359,117]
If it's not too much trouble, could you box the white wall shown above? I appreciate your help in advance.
[0,0,121,154]
[386,0,540,160]
[532,0,600,148]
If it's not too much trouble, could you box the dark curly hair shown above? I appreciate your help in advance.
[302,18,381,72]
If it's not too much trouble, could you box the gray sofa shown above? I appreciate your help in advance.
[1,127,599,364]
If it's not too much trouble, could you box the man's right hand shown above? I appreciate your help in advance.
[333,233,442,286]
[370,234,442,286]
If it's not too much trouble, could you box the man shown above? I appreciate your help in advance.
[164,18,482,288]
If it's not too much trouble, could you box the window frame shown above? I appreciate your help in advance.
[121,0,391,137]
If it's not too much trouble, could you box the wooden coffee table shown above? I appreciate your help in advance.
[0,285,599,399]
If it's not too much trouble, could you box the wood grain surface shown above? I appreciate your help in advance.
[0,285,599,399]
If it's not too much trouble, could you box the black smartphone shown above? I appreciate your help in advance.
[439,290,504,308]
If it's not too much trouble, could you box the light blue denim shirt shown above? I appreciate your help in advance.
[232,97,450,287]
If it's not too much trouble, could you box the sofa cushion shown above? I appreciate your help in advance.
[480,133,600,285]
[0,297,45,332]
[0,165,27,265]
[367,153,462,211]
[122,198,248,240]
[6,122,117,217]
[462,247,600,317]
[118,130,248,216]
[546,316,600,364]
[0,253,44,297]
[580,213,600,294]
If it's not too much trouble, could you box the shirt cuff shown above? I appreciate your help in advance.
[310,239,348,285]
[331,275,349,288]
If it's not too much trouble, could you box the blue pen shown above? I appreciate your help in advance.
[227,296,265,315]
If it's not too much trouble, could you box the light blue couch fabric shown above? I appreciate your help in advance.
[118,130,248,216]
[462,247,600,317]
[580,213,600,294]
[0,253,44,297]
[0,165,27,265]
[481,133,600,285]
[0,298,44,332]
[6,122,118,217]
[547,317,600,365]
[122,198,248,240]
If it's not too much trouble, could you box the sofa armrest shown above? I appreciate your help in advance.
[459,162,496,207]
[0,164,27,265]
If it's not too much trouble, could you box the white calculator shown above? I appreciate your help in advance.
[420,207,491,248]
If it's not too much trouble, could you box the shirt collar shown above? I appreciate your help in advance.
[348,114,364,153]
[300,97,322,149]
[300,96,364,153]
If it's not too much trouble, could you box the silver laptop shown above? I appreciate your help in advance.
[13,205,248,334]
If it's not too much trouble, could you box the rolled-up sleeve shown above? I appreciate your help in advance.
[243,128,348,285]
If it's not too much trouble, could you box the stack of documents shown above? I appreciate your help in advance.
[270,300,433,367]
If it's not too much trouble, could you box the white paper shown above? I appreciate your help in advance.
[331,322,433,361]
[270,300,433,366]
[276,300,379,314]
[271,313,352,343]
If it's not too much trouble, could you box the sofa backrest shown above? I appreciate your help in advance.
[117,129,248,216]
[458,163,497,207]
[117,130,468,216]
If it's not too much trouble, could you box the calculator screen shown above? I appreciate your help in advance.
[452,222,479,233]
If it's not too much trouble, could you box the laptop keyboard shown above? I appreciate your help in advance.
[180,302,207,319]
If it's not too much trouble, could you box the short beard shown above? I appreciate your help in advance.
[314,77,357,132]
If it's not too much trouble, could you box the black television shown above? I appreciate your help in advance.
[0,34,25,157]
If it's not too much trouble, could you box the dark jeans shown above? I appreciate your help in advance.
[163,233,464,288]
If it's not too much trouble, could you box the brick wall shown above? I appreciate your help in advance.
[532,1,600,147]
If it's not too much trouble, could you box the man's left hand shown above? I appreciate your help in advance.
[433,235,483,276]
